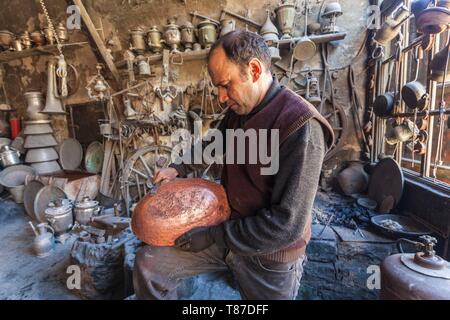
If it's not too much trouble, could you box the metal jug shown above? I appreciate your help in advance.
[163,19,181,53]
[0,145,21,168]
[147,26,163,53]
[24,91,48,121]
[275,0,297,39]
[197,19,217,49]
[180,22,196,51]
[40,59,67,115]
[219,19,236,38]
[401,81,429,110]
[29,222,55,258]
[129,26,146,54]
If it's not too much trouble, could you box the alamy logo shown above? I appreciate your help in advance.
[66,5,81,30]
[171,120,280,176]
[66,265,81,290]
[366,265,381,290]
[367,5,381,30]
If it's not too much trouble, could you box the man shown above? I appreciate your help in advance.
[133,30,334,300]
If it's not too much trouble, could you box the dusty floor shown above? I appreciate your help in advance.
[0,194,240,300]
[0,189,391,300]
[0,196,79,300]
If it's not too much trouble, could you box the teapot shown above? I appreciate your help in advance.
[29,222,55,258]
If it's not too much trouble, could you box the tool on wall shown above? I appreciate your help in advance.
[220,8,262,30]
[432,39,449,179]
[41,57,67,115]
[39,0,70,101]
[86,64,112,101]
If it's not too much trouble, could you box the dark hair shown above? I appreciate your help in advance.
[208,30,272,76]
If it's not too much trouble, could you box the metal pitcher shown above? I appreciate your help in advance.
[56,22,68,43]
[219,19,236,38]
[401,81,429,111]
[147,26,163,53]
[0,30,14,50]
[29,222,55,258]
[275,0,297,39]
[197,19,217,49]
[129,26,146,54]
[24,91,48,121]
[163,19,181,53]
[30,31,45,46]
[42,26,55,45]
[0,145,21,168]
[180,22,196,51]
[20,31,32,50]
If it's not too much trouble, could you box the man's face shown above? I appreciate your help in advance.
[208,47,261,115]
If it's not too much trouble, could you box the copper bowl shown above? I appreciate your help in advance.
[131,178,231,246]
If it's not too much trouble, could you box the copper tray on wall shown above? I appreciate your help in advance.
[132,178,231,246]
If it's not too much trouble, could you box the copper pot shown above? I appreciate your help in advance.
[129,26,146,54]
[147,26,163,53]
[163,19,181,53]
[30,31,45,46]
[180,22,196,51]
[275,0,297,39]
[374,92,395,117]
[197,19,217,49]
[401,81,429,110]
[416,6,450,34]
[20,31,32,50]
[0,30,14,49]
[132,178,231,246]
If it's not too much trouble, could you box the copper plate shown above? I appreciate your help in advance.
[132,178,231,246]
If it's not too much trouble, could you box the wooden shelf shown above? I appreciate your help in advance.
[116,48,210,68]
[0,42,89,63]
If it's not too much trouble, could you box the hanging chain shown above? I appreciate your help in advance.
[39,0,69,97]
[39,0,64,56]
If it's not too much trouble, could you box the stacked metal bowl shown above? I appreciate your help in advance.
[23,91,61,174]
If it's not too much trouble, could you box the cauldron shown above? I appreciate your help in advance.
[131,178,231,246]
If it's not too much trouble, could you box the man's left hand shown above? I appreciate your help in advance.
[175,227,216,252]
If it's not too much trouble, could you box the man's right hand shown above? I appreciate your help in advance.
[153,167,179,185]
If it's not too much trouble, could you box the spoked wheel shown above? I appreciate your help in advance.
[320,101,348,161]
[121,145,173,215]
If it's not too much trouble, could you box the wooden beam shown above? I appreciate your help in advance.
[73,0,121,85]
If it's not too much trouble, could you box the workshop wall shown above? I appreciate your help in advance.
[0,0,371,173]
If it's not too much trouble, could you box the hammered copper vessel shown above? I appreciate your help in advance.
[132,178,231,246]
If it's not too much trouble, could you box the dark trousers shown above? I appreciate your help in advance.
[133,244,306,300]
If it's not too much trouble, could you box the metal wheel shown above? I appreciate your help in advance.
[121,145,173,215]
[321,101,348,161]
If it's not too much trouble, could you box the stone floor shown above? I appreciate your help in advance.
[0,194,241,300]
[0,190,397,300]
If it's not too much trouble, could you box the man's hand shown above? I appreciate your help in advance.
[174,227,216,252]
[153,167,179,185]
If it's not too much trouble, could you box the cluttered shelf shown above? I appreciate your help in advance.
[115,48,211,68]
[0,42,89,63]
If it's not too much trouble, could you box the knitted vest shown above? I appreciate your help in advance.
[222,87,334,262]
